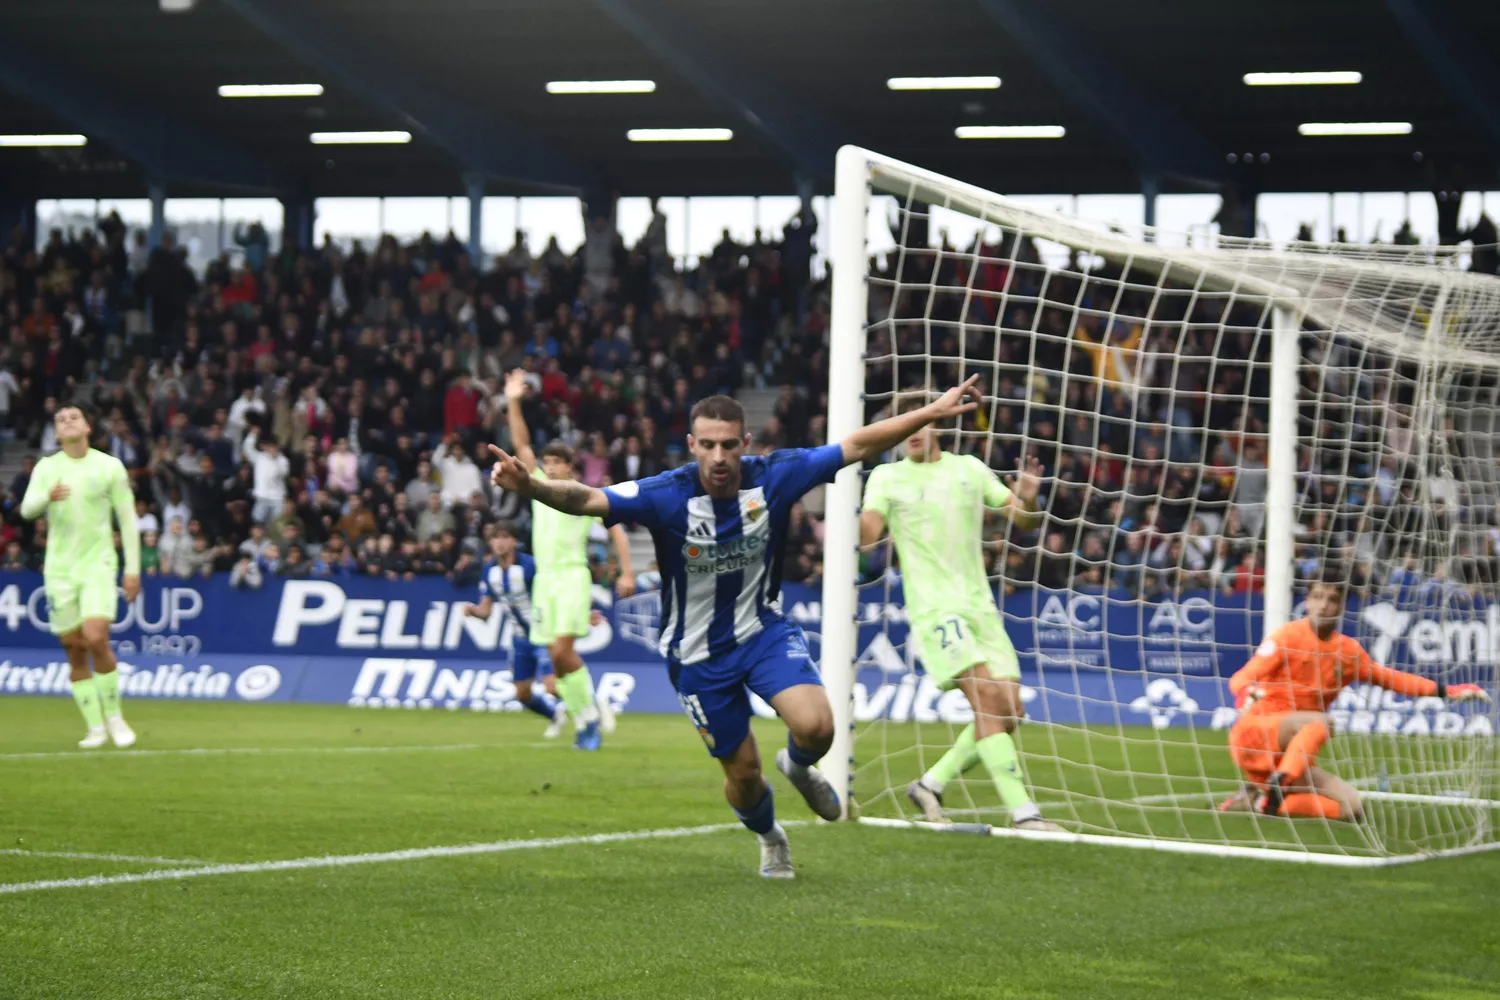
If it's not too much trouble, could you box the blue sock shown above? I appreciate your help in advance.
[521,692,557,720]
[732,782,777,836]
[785,733,823,769]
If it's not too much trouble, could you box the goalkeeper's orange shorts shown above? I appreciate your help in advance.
[1228,712,1287,787]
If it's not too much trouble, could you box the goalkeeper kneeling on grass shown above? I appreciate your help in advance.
[1222,569,1489,820]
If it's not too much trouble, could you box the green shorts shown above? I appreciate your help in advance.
[909,606,1020,689]
[45,573,120,636]
[529,567,594,646]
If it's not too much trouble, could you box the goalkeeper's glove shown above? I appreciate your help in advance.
[1235,684,1266,711]
[1439,682,1491,704]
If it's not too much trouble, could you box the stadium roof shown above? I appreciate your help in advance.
[3,0,1499,201]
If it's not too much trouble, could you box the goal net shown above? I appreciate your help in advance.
[820,146,1500,865]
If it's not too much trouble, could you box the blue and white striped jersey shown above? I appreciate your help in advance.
[478,553,538,633]
[603,444,844,667]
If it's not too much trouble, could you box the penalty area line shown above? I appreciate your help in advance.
[0,822,790,896]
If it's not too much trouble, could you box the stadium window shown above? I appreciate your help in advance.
[1357,192,1411,244]
[382,197,451,242]
[615,197,654,250]
[756,196,804,239]
[222,198,284,256]
[1256,192,1332,245]
[33,199,103,250]
[480,197,520,256]
[866,195,901,262]
[313,198,380,250]
[656,198,689,267]
[1076,195,1146,234]
[683,197,756,264]
[1153,194,1222,248]
[447,197,469,244]
[164,199,224,273]
[810,196,831,277]
[518,197,585,255]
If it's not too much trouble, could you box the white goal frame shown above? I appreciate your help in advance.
[821,145,1500,866]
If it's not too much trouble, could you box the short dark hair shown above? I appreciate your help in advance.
[493,519,518,538]
[689,395,745,432]
[540,441,576,465]
[1310,565,1350,595]
[54,402,92,426]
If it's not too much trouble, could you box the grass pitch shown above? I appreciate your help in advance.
[1,699,1497,999]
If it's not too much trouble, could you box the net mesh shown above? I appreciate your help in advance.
[845,163,1500,860]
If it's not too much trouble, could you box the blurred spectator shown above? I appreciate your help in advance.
[416,491,455,543]
[230,552,263,589]
[337,495,377,546]
[326,438,359,495]
[156,520,193,576]
[433,437,484,508]
[246,433,290,524]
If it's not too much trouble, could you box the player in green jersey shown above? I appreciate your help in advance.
[503,369,635,750]
[859,403,1061,831]
[19,404,141,748]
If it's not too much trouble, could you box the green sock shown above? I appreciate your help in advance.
[556,667,598,724]
[923,725,980,792]
[976,731,1035,815]
[72,678,104,729]
[94,669,123,719]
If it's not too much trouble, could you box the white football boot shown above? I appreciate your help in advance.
[105,715,137,749]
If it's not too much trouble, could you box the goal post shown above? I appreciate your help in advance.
[820,146,873,818]
[821,145,1500,864]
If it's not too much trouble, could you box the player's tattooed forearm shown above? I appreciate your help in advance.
[531,478,595,514]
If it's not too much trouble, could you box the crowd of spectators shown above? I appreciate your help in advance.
[0,199,825,586]
[851,207,1500,604]
[2,194,1497,606]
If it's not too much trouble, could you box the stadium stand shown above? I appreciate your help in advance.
[0,207,828,588]
[3,200,1495,606]
[854,214,1500,605]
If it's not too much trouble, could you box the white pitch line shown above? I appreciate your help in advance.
[1129,790,1500,809]
[0,849,208,867]
[0,821,782,896]
[0,743,557,762]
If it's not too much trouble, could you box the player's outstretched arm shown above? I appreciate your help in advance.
[504,369,537,471]
[838,375,982,466]
[488,445,610,517]
[1355,650,1491,703]
[464,596,495,619]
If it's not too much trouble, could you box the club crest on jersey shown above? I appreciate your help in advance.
[745,498,765,522]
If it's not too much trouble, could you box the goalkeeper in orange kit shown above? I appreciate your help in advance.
[1222,573,1490,820]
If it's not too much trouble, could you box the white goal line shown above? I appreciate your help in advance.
[1128,790,1500,809]
[858,817,1500,867]
[0,821,796,896]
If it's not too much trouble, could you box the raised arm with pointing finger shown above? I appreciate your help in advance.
[489,375,984,518]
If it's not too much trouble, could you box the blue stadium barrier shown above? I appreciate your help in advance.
[0,573,1489,737]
